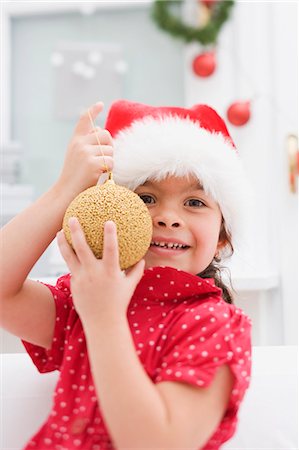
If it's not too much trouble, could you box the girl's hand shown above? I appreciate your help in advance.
[56,218,145,326]
[55,102,114,198]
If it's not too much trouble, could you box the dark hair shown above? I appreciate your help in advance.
[197,222,235,304]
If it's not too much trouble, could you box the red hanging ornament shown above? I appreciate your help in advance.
[192,51,216,77]
[227,101,251,126]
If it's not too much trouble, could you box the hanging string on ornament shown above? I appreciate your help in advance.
[88,109,112,178]
[192,50,217,77]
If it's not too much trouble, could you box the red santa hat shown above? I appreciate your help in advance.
[105,99,252,250]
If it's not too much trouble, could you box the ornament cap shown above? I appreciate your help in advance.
[104,178,115,186]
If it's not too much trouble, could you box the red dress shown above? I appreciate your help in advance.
[22,266,252,450]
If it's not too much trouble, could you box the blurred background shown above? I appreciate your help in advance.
[1,0,298,351]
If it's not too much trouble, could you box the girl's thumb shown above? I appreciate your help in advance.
[128,259,145,284]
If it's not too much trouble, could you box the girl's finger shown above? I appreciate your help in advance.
[56,230,80,273]
[85,129,113,146]
[86,144,114,157]
[88,126,101,135]
[74,102,104,136]
[68,217,96,267]
[93,155,114,173]
[102,221,120,269]
[95,129,113,145]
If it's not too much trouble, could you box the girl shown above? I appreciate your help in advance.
[0,100,252,450]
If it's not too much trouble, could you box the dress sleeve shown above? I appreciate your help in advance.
[155,299,252,415]
[22,274,74,373]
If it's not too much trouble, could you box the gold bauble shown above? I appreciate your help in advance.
[63,180,153,270]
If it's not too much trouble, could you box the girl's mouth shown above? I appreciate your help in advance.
[149,241,190,256]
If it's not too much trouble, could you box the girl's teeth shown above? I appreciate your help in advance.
[151,241,187,249]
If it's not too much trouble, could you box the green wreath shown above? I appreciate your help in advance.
[151,0,235,45]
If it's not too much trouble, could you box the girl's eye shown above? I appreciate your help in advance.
[185,198,205,208]
[139,194,155,205]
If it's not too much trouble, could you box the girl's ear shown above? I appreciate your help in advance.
[216,239,227,251]
[215,219,233,259]
[217,220,228,249]
[215,239,227,261]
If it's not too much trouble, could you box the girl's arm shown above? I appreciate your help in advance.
[0,185,81,349]
[0,102,113,349]
[86,320,233,449]
[57,219,233,449]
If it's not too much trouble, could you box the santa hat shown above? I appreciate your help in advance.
[105,99,252,250]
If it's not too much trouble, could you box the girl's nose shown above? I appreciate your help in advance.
[153,214,182,229]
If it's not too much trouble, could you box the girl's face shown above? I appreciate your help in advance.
[134,175,224,275]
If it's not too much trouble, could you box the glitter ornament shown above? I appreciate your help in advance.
[63,179,152,270]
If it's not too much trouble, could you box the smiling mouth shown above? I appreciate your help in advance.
[150,241,190,250]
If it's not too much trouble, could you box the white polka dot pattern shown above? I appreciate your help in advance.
[22,267,252,450]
